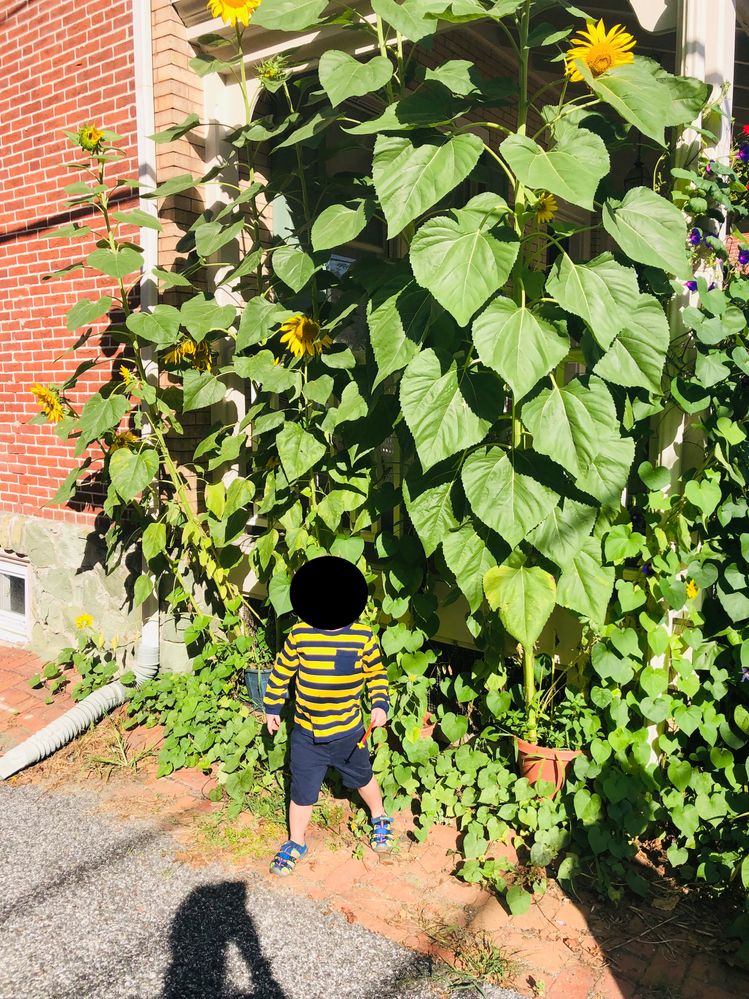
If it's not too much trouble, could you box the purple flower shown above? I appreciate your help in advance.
[641,563,653,577]
[685,280,698,292]
[689,228,702,246]
[739,144,749,163]
[705,161,713,174]
[739,249,749,266]
[708,281,717,291]
[741,666,749,683]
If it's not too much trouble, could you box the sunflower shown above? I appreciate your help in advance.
[78,123,104,153]
[109,431,139,453]
[207,0,262,27]
[536,192,558,224]
[31,384,65,423]
[75,613,94,630]
[278,315,332,360]
[119,364,134,384]
[686,579,699,600]
[193,340,213,372]
[566,19,636,83]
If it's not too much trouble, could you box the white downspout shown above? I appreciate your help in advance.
[0,0,161,781]
[132,0,161,663]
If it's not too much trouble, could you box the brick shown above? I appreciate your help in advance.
[545,961,599,999]
[590,967,639,999]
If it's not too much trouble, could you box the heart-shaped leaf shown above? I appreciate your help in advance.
[602,187,690,279]
[410,214,519,325]
[483,562,556,647]
[500,122,609,210]
[318,50,394,107]
[472,297,569,399]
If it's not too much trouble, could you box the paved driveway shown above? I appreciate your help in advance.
[0,784,525,999]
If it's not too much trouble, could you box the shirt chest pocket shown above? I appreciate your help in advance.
[334,650,361,675]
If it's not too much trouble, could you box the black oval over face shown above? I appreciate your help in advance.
[289,555,367,629]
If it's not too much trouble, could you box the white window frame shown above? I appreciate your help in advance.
[0,557,31,644]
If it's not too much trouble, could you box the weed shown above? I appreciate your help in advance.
[419,914,523,994]
[86,716,153,779]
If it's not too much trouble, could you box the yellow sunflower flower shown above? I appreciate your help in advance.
[109,431,139,453]
[193,340,213,372]
[207,0,262,27]
[536,192,558,224]
[686,579,699,600]
[31,384,65,423]
[78,124,104,153]
[119,364,133,384]
[566,19,636,83]
[279,315,332,360]
[75,613,94,630]
[163,339,197,366]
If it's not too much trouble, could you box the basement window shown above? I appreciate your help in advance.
[0,558,30,644]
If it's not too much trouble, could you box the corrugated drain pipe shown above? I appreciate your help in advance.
[0,0,160,781]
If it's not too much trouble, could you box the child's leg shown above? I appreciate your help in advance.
[356,775,385,818]
[289,801,314,846]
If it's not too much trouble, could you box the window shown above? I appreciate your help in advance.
[0,558,30,644]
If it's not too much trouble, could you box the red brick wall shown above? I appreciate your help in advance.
[0,0,139,526]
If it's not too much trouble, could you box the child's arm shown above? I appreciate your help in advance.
[263,629,299,727]
[362,630,389,721]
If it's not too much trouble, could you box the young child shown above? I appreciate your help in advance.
[263,555,394,876]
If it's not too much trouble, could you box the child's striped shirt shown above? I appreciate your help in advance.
[262,620,389,742]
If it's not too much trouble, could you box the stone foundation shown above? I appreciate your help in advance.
[0,513,141,665]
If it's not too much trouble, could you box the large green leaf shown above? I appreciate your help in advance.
[371,0,440,41]
[194,218,246,258]
[410,212,519,326]
[577,434,635,506]
[443,523,497,612]
[109,447,159,502]
[236,299,288,351]
[125,305,182,347]
[471,297,568,399]
[462,448,558,547]
[66,296,112,331]
[233,350,302,395]
[372,133,483,238]
[273,245,315,292]
[311,200,371,252]
[183,370,227,412]
[402,470,459,557]
[646,60,709,126]
[400,349,490,470]
[577,58,673,145]
[556,537,614,624]
[522,379,616,478]
[318,51,394,107]
[86,246,143,279]
[180,294,236,342]
[367,275,432,388]
[79,394,129,444]
[545,252,639,350]
[252,0,328,31]
[602,188,690,279]
[500,123,608,211]
[529,499,597,566]
[593,294,669,393]
[277,424,326,482]
[483,561,556,647]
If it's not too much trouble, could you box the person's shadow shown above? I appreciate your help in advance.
[162,881,288,999]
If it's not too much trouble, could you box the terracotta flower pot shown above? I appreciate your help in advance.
[420,711,436,739]
[516,737,582,795]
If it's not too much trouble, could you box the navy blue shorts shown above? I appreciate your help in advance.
[290,726,373,806]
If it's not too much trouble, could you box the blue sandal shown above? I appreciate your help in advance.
[270,840,308,876]
[370,815,395,852]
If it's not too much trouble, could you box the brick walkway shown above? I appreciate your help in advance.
[1,643,747,999]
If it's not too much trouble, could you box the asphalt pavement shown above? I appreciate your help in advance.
[0,784,526,999]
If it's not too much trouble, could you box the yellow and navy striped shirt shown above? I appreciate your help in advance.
[262,620,389,742]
